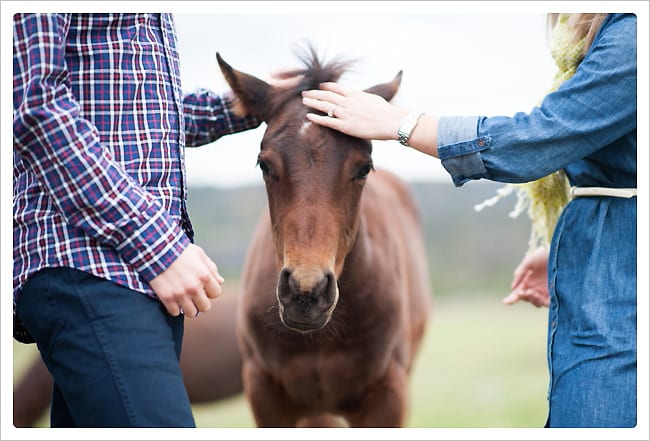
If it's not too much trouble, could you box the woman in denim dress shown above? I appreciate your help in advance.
[302,13,637,428]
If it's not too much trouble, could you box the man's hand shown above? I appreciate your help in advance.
[149,244,224,318]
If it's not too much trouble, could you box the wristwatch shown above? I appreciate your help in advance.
[397,112,425,147]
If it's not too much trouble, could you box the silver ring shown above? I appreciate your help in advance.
[327,105,336,118]
[179,306,184,315]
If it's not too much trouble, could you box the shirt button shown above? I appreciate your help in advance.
[477,140,485,147]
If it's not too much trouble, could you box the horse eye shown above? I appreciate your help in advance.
[257,158,273,176]
[354,163,374,181]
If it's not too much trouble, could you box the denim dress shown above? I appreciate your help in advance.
[436,13,637,427]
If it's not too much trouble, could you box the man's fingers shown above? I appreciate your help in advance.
[267,71,303,89]
[198,251,224,284]
[150,244,224,316]
[161,298,183,317]
[203,273,222,299]
[185,294,211,317]
[175,291,212,318]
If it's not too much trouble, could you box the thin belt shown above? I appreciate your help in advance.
[570,186,637,199]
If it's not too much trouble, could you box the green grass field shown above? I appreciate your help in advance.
[13,295,549,428]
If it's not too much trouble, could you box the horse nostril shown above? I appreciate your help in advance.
[315,271,337,307]
[278,267,294,305]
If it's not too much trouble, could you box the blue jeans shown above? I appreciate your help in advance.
[15,267,195,427]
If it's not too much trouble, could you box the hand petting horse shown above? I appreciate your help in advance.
[218,47,433,428]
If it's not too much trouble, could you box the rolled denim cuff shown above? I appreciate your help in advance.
[437,116,479,147]
[437,116,491,186]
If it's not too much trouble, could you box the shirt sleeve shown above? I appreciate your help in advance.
[437,13,637,187]
[183,89,261,147]
[12,13,190,283]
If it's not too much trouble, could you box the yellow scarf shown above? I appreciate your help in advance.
[475,14,586,251]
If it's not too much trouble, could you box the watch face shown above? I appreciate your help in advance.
[398,113,422,146]
[397,115,419,141]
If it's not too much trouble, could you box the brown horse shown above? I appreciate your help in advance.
[217,49,432,428]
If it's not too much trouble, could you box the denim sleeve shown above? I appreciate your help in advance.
[436,13,636,187]
[437,116,490,186]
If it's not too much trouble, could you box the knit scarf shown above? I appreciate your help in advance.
[475,14,586,251]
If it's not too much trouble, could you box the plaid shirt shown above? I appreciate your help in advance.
[13,13,259,342]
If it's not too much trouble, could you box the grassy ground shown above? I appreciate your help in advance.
[13,295,549,428]
[406,296,549,428]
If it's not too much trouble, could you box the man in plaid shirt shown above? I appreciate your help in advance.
[13,13,266,427]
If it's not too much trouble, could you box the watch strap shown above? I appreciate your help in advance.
[397,112,425,147]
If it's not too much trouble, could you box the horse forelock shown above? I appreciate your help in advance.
[270,46,355,117]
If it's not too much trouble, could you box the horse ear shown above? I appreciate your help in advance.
[364,70,402,102]
[216,52,273,121]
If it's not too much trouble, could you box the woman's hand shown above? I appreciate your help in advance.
[302,82,409,140]
[503,246,550,308]
[302,82,440,157]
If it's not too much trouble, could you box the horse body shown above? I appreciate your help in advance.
[218,49,431,427]
[239,170,429,424]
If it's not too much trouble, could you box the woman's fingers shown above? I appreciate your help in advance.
[502,287,550,308]
[301,89,344,108]
[501,290,521,305]
[301,96,334,115]
[318,81,354,95]
[301,82,362,116]
[305,112,344,131]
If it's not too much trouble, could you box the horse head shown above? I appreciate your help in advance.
[217,48,401,333]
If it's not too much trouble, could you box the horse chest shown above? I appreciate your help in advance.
[250,324,398,405]
[275,351,372,409]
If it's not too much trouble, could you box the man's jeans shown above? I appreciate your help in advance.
[16,267,195,427]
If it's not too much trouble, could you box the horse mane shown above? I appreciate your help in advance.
[270,44,355,116]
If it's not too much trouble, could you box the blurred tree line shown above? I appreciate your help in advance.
[186,179,531,299]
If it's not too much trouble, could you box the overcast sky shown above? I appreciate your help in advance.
[174,10,557,188]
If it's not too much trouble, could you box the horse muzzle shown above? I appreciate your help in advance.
[276,267,338,332]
